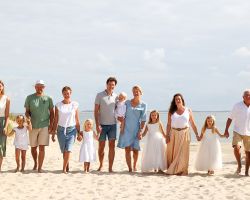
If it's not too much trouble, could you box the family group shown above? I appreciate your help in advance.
[0,78,250,176]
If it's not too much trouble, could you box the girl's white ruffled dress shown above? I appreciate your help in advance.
[195,129,222,171]
[141,123,167,172]
[79,130,96,163]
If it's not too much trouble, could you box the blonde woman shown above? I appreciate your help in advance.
[195,115,224,175]
[166,93,199,175]
[117,85,147,172]
[0,80,10,172]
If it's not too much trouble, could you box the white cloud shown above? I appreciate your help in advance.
[233,47,250,57]
[238,66,250,77]
[143,48,167,70]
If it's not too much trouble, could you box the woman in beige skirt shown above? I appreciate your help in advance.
[166,93,199,175]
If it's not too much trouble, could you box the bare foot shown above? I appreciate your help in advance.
[109,168,114,173]
[33,163,37,170]
[235,167,242,175]
[63,170,68,174]
[38,168,43,173]
[133,167,137,172]
[97,165,103,171]
[129,168,132,173]
[157,169,164,174]
[15,168,20,173]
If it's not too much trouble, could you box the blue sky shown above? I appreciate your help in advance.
[0,0,250,112]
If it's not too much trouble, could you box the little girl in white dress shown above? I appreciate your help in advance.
[79,119,98,172]
[195,115,224,175]
[141,110,167,173]
[11,115,32,172]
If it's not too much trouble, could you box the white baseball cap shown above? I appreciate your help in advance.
[35,80,45,85]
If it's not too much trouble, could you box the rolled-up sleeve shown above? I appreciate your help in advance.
[140,103,147,122]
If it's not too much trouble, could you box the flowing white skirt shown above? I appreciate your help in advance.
[141,131,167,172]
[195,134,222,171]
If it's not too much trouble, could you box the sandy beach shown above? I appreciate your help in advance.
[0,137,250,200]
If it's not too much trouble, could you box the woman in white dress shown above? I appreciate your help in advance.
[79,119,98,172]
[141,110,166,173]
[195,115,224,175]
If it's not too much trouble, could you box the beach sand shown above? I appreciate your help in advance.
[0,137,250,200]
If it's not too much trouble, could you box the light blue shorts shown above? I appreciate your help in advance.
[57,126,76,153]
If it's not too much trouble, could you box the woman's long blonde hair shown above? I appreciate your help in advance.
[202,115,216,134]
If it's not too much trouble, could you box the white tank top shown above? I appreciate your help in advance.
[56,101,79,128]
[171,107,190,128]
[0,95,7,117]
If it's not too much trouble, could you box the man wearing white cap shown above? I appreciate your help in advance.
[24,80,54,173]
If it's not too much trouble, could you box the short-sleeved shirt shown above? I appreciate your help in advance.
[95,90,117,125]
[24,93,54,129]
[229,101,250,136]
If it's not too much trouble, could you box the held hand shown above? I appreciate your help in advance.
[196,135,201,141]
[48,125,53,134]
[26,116,31,124]
[117,117,124,123]
[224,130,229,138]
[166,135,170,144]
[77,135,83,142]
[52,134,56,142]
[137,132,142,140]
[3,127,7,136]
[96,125,102,134]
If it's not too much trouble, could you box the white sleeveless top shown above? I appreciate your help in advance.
[56,101,79,127]
[171,107,190,128]
[0,95,7,117]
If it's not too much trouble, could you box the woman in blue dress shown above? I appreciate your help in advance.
[117,85,147,172]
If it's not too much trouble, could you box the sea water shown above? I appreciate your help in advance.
[79,111,232,143]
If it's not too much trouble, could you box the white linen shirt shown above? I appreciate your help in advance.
[229,101,250,136]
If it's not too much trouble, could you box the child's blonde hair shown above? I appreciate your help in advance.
[16,115,25,122]
[202,115,216,134]
[83,119,94,130]
[148,110,160,124]
[119,92,127,99]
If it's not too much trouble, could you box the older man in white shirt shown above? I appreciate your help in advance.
[224,89,250,176]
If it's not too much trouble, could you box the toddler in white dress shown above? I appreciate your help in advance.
[11,115,32,172]
[79,119,98,172]
[115,92,127,133]
[195,115,224,175]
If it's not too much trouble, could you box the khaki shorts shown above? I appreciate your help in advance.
[232,132,250,152]
[29,127,49,147]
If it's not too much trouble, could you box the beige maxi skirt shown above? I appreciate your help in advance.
[166,128,190,175]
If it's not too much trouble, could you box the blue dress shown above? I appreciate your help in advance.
[117,100,147,150]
